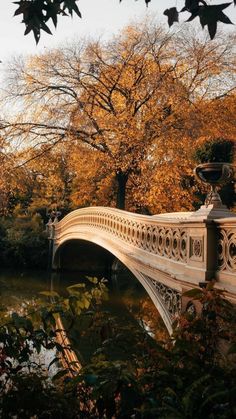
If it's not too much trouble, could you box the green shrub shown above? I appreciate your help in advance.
[193,138,234,164]
[0,210,48,269]
[1,279,236,418]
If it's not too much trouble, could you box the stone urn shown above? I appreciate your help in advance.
[194,162,234,207]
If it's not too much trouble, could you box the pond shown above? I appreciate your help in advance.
[0,268,168,369]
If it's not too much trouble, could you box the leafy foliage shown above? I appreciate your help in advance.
[193,137,235,164]
[75,283,236,418]
[1,279,236,417]
[14,0,81,43]
[0,208,48,268]
[189,3,232,39]
[163,7,179,27]
[0,276,109,417]
[122,1,234,40]
[2,22,235,214]
[12,0,236,43]
[163,0,233,39]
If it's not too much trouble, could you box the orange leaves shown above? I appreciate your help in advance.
[2,20,236,213]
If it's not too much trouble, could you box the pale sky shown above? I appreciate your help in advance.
[0,0,235,63]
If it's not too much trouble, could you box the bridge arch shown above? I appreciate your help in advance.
[50,206,236,337]
[53,235,175,334]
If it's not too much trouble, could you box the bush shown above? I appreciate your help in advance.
[193,138,234,164]
[1,282,235,418]
[0,210,49,269]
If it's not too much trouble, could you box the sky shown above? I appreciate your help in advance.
[0,0,235,65]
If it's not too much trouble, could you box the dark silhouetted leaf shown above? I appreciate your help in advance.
[207,20,218,39]
[13,0,31,16]
[181,0,201,13]
[48,356,60,370]
[45,2,61,28]
[163,7,179,27]
[185,9,200,22]
[199,4,233,39]
[63,0,82,18]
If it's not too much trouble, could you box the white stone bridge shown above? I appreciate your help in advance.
[49,205,236,334]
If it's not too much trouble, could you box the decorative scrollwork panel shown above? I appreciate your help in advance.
[218,228,236,272]
[143,275,182,318]
[54,208,189,264]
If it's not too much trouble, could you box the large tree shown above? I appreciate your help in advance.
[1,21,235,212]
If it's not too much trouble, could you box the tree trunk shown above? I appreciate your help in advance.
[116,170,129,210]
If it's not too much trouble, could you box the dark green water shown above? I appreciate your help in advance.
[0,269,168,365]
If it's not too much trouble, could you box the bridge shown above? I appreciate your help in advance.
[48,203,236,334]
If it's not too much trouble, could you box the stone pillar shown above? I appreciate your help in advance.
[187,204,236,284]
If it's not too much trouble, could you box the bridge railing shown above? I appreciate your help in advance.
[53,207,189,261]
[52,207,236,297]
[216,218,236,290]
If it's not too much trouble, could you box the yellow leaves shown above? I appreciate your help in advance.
[199,95,236,141]
[131,133,197,214]
[2,20,235,214]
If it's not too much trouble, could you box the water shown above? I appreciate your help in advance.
[0,269,168,367]
[0,270,51,316]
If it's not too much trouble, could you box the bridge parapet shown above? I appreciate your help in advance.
[53,206,236,290]
[216,218,236,291]
[51,206,236,333]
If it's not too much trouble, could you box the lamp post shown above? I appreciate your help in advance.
[46,209,61,270]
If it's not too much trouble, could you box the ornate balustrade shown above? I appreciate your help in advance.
[216,219,236,293]
[50,206,236,334]
[54,209,188,262]
[50,161,236,333]
[52,206,235,286]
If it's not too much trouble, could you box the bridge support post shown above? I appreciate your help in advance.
[188,203,235,285]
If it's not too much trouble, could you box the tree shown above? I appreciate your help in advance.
[1,21,235,212]
[0,135,35,216]
[13,1,236,44]
[0,207,48,268]
[25,144,75,215]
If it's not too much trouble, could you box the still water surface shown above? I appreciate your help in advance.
[0,269,168,365]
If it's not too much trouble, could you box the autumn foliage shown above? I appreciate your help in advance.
[0,20,235,217]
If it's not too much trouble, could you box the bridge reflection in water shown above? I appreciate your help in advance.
[48,204,236,335]
[51,266,169,374]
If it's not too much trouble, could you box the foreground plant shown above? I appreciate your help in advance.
[0,280,236,418]
[68,283,235,418]
[0,276,108,417]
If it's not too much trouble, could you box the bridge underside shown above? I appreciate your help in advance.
[53,238,182,334]
[53,239,114,275]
